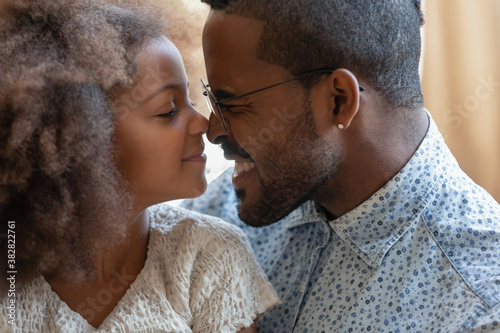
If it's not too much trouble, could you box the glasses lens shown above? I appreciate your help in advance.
[201,80,216,115]
[201,79,227,131]
[203,91,217,117]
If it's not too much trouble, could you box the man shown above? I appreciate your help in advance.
[182,0,500,331]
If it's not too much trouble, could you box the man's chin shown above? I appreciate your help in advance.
[235,190,257,226]
[237,208,271,228]
[236,191,293,228]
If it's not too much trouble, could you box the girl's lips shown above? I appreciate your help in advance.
[183,147,206,162]
[183,153,207,163]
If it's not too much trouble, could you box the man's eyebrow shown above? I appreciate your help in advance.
[213,89,237,101]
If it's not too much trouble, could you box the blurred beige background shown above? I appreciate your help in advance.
[163,0,500,203]
[422,0,500,202]
[161,0,210,116]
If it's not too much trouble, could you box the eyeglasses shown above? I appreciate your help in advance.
[201,69,365,131]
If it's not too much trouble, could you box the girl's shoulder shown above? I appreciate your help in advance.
[148,203,252,256]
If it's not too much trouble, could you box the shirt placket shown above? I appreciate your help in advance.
[290,220,332,331]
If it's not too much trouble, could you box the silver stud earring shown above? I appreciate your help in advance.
[338,123,344,129]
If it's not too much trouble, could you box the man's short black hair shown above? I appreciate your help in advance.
[202,0,425,110]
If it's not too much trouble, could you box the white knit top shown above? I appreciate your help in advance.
[1,205,279,332]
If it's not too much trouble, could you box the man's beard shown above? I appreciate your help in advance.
[235,103,341,227]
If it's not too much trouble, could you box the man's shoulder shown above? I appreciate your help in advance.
[421,171,500,307]
[423,169,500,230]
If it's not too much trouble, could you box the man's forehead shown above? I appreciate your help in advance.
[204,11,264,38]
[203,13,263,66]
[202,12,271,90]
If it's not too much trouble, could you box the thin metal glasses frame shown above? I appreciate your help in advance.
[201,69,365,131]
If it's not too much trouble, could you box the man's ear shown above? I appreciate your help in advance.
[329,68,362,130]
[308,68,363,135]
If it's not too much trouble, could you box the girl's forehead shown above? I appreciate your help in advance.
[135,38,187,87]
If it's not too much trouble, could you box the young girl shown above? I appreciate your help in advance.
[0,0,278,331]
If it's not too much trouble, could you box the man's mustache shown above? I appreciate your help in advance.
[220,141,252,160]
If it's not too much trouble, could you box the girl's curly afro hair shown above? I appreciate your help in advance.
[0,0,166,291]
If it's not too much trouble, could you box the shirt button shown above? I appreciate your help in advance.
[299,281,306,293]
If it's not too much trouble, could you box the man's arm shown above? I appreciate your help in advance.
[237,323,257,333]
[468,304,500,332]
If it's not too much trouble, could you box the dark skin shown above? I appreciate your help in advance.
[203,12,429,221]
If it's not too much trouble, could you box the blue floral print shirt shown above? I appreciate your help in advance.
[182,114,500,333]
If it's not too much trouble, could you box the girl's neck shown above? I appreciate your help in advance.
[93,209,150,281]
[46,209,151,328]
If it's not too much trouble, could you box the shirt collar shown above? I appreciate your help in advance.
[288,112,453,267]
[286,200,326,228]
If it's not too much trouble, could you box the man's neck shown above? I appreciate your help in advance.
[316,108,430,219]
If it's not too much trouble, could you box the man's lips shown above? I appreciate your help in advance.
[232,160,256,188]
[218,140,256,186]
[221,141,253,162]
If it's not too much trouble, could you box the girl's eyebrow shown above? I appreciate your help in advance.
[143,82,184,103]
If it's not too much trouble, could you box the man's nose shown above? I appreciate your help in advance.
[206,112,228,144]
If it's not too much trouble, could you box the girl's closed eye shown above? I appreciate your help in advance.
[157,107,179,118]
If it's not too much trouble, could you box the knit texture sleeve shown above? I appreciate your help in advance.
[185,213,279,333]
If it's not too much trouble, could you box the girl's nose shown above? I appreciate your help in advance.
[189,107,209,136]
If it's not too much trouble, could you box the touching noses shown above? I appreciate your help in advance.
[189,108,209,136]
[206,112,228,144]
